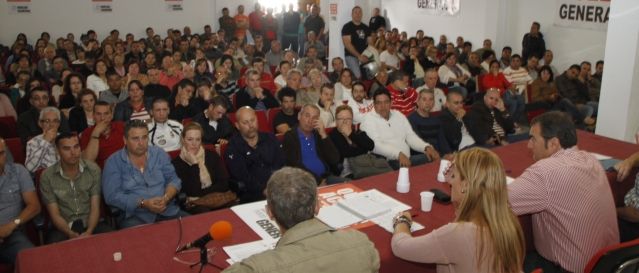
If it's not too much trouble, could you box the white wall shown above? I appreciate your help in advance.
[380,0,608,73]
[0,0,215,45]
[381,0,502,54]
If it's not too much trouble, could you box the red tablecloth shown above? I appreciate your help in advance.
[16,131,638,273]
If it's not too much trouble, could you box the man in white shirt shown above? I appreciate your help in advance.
[415,69,447,112]
[147,98,183,152]
[361,88,440,170]
[347,82,374,124]
[25,107,60,173]
[379,42,400,71]
[502,54,529,124]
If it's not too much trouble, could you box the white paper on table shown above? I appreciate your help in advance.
[371,210,425,233]
[336,193,391,219]
[590,152,612,160]
[230,201,281,240]
[316,205,363,229]
[223,239,277,264]
[506,176,515,185]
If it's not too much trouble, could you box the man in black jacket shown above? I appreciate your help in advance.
[282,104,343,185]
[464,89,514,146]
[439,90,476,151]
[522,22,546,64]
[17,87,70,144]
[192,96,234,145]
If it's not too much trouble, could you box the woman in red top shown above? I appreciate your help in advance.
[481,60,511,96]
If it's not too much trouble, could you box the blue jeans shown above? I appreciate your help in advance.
[345,55,363,80]
[0,229,33,264]
[118,210,190,229]
[503,91,525,124]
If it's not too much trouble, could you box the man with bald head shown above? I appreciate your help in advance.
[225,107,284,203]
[282,104,342,184]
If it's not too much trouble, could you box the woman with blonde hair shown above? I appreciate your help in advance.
[391,147,524,273]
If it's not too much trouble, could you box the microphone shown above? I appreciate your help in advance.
[176,220,232,253]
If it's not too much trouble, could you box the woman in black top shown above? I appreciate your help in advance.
[172,122,235,214]
[68,89,96,133]
[58,73,86,109]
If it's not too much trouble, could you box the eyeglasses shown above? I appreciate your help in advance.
[39,119,60,124]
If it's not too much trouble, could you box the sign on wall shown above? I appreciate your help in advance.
[165,0,183,12]
[554,0,610,31]
[7,0,31,14]
[92,0,113,13]
[416,0,460,17]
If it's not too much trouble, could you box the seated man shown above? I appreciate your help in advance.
[0,137,40,264]
[555,64,598,119]
[304,31,326,60]
[509,112,618,273]
[144,68,171,101]
[147,98,183,152]
[296,46,323,72]
[439,90,476,151]
[328,57,344,84]
[464,88,515,146]
[282,104,342,184]
[39,133,112,243]
[226,107,284,203]
[237,57,277,92]
[385,70,417,116]
[361,88,440,170]
[102,120,187,229]
[415,69,447,112]
[80,101,125,167]
[17,87,70,144]
[223,167,380,273]
[407,90,451,156]
[192,96,234,145]
[502,54,530,124]
[98,71,129,105]
[272,87,299,134]
[236,69,279,111]
[25,107,61,173]
[346,82,374,124]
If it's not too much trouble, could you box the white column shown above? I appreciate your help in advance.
[595,0,639,143]
[327,0,356,72]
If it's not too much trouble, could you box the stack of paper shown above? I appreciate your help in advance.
[223,239,276,265]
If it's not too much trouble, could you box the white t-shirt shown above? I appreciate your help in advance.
[379,50,400,70]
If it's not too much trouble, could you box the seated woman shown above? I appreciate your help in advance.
[58,72,86,110]
[273,60,291,92]
[297,68,322,107]
[438,52,472,98]
[529,65,594,126]
[329,105,391,179]
[68,89,97,133]
[125,62,149,87]
[113,80,152,122]
[391,147,525,273]
[172,123,236,214]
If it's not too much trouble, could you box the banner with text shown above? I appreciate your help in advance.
[7,0,31,14]
[416,0,460,17]
[554,0,610,31]
[165,0,183,12]
[92,0,112,13]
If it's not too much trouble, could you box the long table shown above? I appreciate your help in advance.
[16,131,638,273]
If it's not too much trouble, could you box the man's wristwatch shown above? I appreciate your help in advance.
[13,218,21,226]
[393,214,412,229]
[138,198,145,208]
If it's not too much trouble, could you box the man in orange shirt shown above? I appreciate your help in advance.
[234,5,249,42]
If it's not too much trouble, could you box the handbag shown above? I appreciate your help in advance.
[188,191,238,210]
[347,153,393,179]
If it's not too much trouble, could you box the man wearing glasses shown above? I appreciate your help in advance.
[25,107,61,173]
[17,87,70,144]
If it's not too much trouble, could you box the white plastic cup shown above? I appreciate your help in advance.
[437,159,451,182]
[396,167,410,193]
[420,191,435,212]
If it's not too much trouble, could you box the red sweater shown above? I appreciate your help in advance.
[386,84,418,116]
[481,73,511,96]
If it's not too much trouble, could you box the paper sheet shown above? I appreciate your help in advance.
[223,239,276,264]
[590,152,612,160]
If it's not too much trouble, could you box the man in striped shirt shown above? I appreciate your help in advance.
[508,112,619,273]
[385,70,417,116]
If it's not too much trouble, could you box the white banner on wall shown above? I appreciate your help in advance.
[554,0,610,31]
[93,0,113,13]
[166,0,183,12]
[7,0,31,14]
[416,0,460,17]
